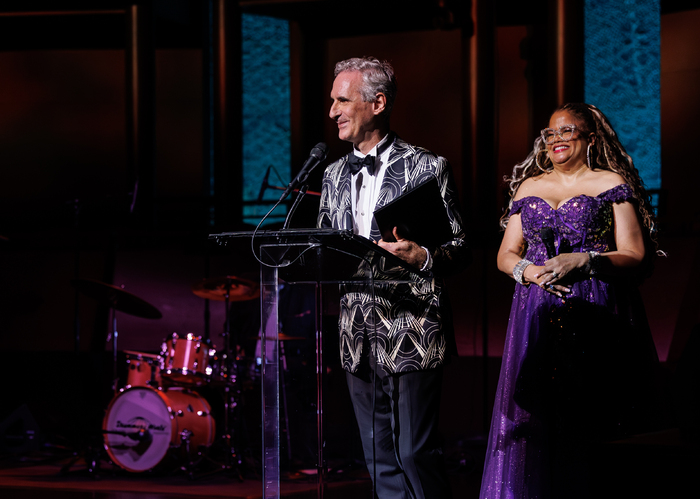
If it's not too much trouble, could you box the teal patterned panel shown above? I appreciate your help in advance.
[584,0,661,190]
[242,14,290,225]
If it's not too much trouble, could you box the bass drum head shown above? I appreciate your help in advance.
[102,386,215,473]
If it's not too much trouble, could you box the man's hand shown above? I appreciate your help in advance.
[377,227,428,268]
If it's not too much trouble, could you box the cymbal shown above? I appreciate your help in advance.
[71,278,162,319]
[257,333,306,341]
[192,275,260,302]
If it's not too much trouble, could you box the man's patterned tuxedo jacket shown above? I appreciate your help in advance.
[317,135,469,374]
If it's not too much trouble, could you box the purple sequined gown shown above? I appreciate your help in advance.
[479,184,660,499]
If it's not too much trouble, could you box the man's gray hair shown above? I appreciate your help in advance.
[334,56,397,116]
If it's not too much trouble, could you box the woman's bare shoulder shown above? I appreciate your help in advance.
[512,176,546,201]
[590,170,627,191]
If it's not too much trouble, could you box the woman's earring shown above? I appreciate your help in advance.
[536,151,549,173]
[587,143,593,169]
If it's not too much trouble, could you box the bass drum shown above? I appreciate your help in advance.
[102,386,215,472]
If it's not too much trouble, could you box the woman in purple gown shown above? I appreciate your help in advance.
[479,103,661,498]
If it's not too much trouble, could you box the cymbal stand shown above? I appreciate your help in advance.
[106,303,120,393]
[225,279,241,465]
[61,315,117,478]
[58,431,109,478]
[200,278,245,480]
[221,283,235,471]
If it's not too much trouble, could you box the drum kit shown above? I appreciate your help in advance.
[72,274,262,475]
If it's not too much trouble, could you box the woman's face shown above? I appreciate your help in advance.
[545,110,592,168]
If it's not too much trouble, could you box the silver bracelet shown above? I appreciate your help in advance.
[586,251,601,275]
[513,259,534,284]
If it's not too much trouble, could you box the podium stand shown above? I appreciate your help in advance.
[209,229,428,499]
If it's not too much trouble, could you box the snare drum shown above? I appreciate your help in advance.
[161,333,216,386]
[102,386,215,472]
[124,350,161,389]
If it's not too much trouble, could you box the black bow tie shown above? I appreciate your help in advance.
[347,154,375,175]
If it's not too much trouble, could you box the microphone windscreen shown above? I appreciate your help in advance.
[310,142,328,161]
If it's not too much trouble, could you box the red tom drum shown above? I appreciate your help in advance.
[161,333,216,386]
[124,350,162,389]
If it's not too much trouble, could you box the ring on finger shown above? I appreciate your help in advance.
[551,271,559,278]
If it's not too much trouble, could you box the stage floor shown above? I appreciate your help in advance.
[0,459,375,499]
[3,430,693,498]
[0,448,485,499]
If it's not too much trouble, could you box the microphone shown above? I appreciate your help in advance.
[281,142,328,200]
[257,165,271,202]
[541,227,556,259]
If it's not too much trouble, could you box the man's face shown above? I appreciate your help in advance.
[329,70,379,148]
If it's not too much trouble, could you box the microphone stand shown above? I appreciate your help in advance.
[283,185,309,229]
[251,143,327,263]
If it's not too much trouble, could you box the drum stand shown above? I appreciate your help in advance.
[58,437,109,478]
[189,274,261,480]
[194,278,248,481]
[218,283,245,479]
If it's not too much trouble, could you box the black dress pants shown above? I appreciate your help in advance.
[346,358,451,499]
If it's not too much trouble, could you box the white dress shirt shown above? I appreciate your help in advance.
[351,134,393,238]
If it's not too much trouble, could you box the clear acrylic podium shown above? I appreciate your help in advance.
[209,228,427,499]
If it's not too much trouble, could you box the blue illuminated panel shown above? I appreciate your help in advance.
[584,0,661,190]
[242,14,290,225]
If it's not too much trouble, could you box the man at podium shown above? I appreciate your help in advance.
[318,56,470,499]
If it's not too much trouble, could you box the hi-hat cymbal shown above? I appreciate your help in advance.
[192,275,260,302]
[71,278,162,319]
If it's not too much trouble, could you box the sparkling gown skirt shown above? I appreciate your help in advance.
[479,277,660,499]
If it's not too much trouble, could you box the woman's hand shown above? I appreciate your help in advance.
[533,253,590,296]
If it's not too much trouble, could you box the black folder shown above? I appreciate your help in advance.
[373,176,453,248]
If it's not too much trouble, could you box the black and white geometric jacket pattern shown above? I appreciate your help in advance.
[317,135,469,374]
